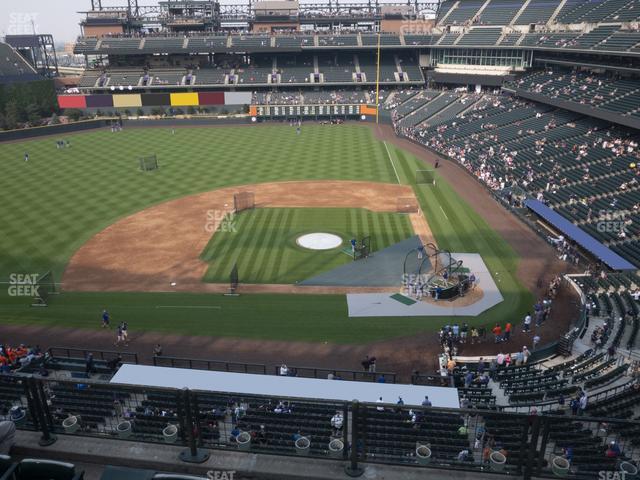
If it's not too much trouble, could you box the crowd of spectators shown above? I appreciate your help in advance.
[438,280,557,365]
[392,88,640,270]
[511,70,633,107]
[252,89,369,105]
[0,344,43,372]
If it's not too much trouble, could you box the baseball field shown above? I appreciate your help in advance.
[0,123,533,343]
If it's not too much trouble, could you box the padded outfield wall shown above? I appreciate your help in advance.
[57,91,253,110]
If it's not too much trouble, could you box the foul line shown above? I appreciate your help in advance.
[440,206,449,221]
[383,141,400,184]
[155,305,221,309]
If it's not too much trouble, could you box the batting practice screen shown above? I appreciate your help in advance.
[416,169,435,185]
[139,155,159,172]
[234,192,255,213]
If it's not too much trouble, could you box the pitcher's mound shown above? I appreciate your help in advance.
[296,233,343,250]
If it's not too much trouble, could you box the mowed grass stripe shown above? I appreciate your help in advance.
[378,212,394,247]
[252,209,286,283]
[206,212,256,279]
[200,207,414,284]
[272,209,297,281]
[259,208,289,280]
[234,207,275,283]
[393,213,413,241]
[389,145,411,185]
[238,209,271,280]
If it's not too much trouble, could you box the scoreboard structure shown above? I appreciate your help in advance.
[251,104,377,119]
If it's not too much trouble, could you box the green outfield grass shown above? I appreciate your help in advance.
[0,124,396,283]
[200,207,414,284]
[0,124,533,343]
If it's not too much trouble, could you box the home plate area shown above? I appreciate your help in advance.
[346,253,503,318]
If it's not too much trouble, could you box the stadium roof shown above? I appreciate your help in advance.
[525,199,636,271]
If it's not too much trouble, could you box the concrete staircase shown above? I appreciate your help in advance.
[510,0,533,26]
[548,0,569,24]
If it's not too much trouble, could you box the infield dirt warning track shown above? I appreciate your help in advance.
[62,180,435,294]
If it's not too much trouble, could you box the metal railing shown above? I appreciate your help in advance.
[410,373,448,386]
[7,374,640,479]
[274,365,397,383]
[44,349,398,384]
[47,346,139,365]
[152,355,266,374]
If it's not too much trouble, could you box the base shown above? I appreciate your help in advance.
[344,465,364,477]
[38,434,57,447]
[179,448,210,464]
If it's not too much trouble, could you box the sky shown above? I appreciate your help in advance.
[0,0,161,44]
[0,0,416,45]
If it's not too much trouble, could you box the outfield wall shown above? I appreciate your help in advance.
[0,119,111,142]
[251,104,377,118]
[57,91,253,110]
[0,114,382,143]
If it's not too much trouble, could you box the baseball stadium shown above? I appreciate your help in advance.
[1,0,640,478]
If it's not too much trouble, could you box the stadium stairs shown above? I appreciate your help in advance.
[389,88,640,268]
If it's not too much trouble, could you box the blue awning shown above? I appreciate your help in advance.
[525,199,636,271]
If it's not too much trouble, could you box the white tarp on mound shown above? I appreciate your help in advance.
[111,364,460,408]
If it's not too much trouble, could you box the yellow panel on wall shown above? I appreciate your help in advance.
[170,92,199,106]
[112,94,142,108]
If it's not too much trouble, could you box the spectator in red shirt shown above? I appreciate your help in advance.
[504,322,512,341]
[492,324,502,343]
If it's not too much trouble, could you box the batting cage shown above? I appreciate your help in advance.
[31,271,56,307]
[403,246,430,277]
[354,236,371,260]
[234,192,255,214]
[139,155,159,172]
[415,169,435,185]
[397,197,419,213]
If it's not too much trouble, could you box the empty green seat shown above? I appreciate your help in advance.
[0,458,83,480]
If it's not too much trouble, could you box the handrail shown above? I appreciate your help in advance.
[274,365,397,383]
[47,346,138,364]
[152,355,267,374]
[151,356,399,382]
